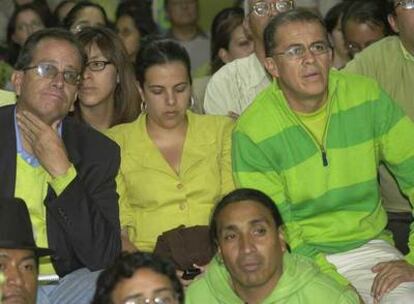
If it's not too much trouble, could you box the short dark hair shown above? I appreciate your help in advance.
[92,252,184,304]
[264,8,327,57]
[63,1,109,30]
[135,38,192,85]
[210,188,284,253]
[341,0,393,38]
[324,2,347,34]
[14,27,86,71]
[210,7,245,74]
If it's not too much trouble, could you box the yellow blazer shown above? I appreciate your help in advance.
[107,111,234,252]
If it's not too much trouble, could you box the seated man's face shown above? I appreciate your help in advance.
[266,21,332,111]
[13,38,82,125]
[216,200,286,293]
[0,248,37,304]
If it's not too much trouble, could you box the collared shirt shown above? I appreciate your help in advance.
[106,111,234,252]
[204,53,271,116]
[13,109,62,167]
[165,29,210,74]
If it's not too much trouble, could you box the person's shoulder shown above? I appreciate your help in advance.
[190,111,233,127]
[334,68,380,91]
[63,117,120,156]
[235,83,275,130]
[209,54,255,83]
[284,254,359,303]
[105,116,141,145]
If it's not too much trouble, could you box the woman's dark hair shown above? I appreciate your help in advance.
[6,3,52,66]
[135,38,192,86]
[63,1,109,30]
[209,188,284,253]
[53,0,77,25]
[92,252,184,304]
[341,0,394,37]
[210,7,245,74]
[75,26,140,127]
[116,0,158,37]
[324,2,347,34]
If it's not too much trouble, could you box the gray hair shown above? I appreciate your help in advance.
[264,8,327,57]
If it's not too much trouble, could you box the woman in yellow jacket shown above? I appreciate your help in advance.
[106,39,234,254]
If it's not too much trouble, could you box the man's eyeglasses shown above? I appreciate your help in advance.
[274,41,331,60]
[250,0,294,16]
[395,0,414,10]
[85,60,112,72]
[23,63,80,85]
[122,289,178,304]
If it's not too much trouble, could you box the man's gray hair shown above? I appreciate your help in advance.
[264,8,327,57]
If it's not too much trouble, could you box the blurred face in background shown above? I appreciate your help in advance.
[116,15,141,62]
[12,9,44,46]
[343,20,385,57]
[219,24,254,64]
[70,6,106,33]
[166,0,198,28]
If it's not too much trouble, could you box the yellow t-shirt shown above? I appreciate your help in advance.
[14,156,76,275]
[296,101,328,146]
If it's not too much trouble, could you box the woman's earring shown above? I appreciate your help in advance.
[140,101,147,113]
[189,96,195,109]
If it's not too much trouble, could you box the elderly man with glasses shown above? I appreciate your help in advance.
[0,28,121,303]
[204,0,294,118]
[233,8,414,304]
[344,0,414,259]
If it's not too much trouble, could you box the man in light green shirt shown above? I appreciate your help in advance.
[186,189,360,304]
[343,0,414,254]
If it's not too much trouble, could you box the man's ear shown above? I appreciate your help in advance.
[264,56,279,78]
[277,227,287,253]
[11,70,24,97]
[388,13,399,33]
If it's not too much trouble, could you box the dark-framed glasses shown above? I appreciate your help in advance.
[251,0,294,16]
[122,290,178,304]
[86,60,112,72]
[275,41,331,60]
[23,63,80,85]
[395,0,414,9]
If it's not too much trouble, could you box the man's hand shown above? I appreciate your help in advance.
[16,111,71,177]
[371,260,414,303]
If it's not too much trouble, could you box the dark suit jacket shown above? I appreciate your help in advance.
[0,105,121,277]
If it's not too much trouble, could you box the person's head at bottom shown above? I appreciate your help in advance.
[0,197,53,304]
[92,252,184,304]
[210,188,287,304]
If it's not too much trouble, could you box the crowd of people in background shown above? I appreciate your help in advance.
[0,0,414,303]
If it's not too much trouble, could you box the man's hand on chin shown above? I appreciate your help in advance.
[16,111,71,177]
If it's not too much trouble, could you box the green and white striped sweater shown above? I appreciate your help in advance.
[233,69,414,284]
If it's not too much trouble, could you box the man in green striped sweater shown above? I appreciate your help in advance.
[233,9,414,304]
